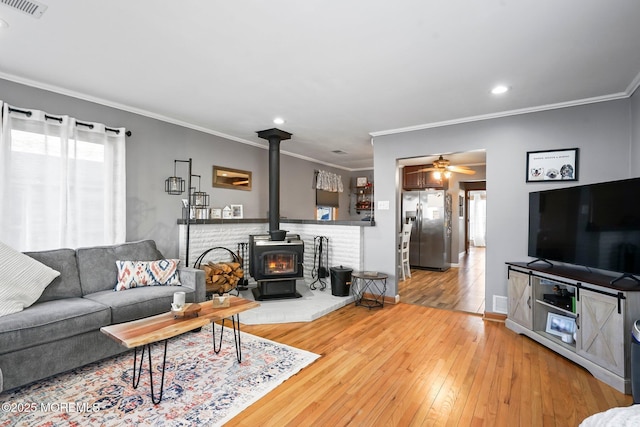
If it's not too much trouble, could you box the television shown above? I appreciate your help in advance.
[528,177,640,282]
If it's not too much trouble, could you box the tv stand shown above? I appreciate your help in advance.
[526,258,553,267]
[611,273,640,286]
[506,261,640,395]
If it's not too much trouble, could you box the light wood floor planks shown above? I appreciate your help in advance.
[231,301,632,426]
[399,247,486,315]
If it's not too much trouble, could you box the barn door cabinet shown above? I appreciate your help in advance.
[505,262,640,394]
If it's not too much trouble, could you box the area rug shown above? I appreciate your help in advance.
[0,324,319,426]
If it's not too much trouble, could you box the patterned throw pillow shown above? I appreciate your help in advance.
[115,259,181,291]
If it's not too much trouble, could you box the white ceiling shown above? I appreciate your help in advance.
[1,1,639,171]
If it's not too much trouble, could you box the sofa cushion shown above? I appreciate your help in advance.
[24,248,83,302]
[84,285,195,324]
[76,240,163,296]
[0,298,111,354]
[0,241,61,318]
[115,259,181,291]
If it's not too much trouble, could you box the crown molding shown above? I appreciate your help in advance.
[0,72,360,171]
[625,69,640,96]
[370,91,633,138]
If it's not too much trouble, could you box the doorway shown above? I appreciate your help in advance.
[467,190,487,250]
[398,155,486,315]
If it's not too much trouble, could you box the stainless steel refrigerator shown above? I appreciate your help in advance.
[402,190,451,271]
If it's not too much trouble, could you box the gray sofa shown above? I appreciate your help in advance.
[0,240,205,393]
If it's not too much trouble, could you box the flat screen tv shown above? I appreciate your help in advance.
[528,177,640,282]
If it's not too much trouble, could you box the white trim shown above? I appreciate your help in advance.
[0,72,357,171]
[3,70,638,171]
[625,70,640,96]
[370,92,631,137]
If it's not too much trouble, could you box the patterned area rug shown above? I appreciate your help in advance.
[0,324,319,426]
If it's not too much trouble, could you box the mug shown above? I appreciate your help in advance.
[172,291,186,310]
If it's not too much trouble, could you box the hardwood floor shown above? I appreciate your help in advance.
[232,302,632,426]
[399,247,486,315]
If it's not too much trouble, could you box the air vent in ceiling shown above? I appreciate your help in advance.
[1,0,48,18]
[332,150,347,155]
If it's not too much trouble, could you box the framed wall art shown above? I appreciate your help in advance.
[231,204,243,219]
[526,148,579,182]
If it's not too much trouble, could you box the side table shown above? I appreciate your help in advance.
[352,271,388,309]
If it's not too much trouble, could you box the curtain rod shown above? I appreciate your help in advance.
[8,106,132,136]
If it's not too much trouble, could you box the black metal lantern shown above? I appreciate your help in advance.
[190,175,210,207]
[164,161,186,195]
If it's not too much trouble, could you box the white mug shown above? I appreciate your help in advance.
[172,291,186,310]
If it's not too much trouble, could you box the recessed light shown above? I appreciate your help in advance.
[273,117,285,125]
[491,85,510,95]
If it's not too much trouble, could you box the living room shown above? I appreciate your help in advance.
[2,1,640,425]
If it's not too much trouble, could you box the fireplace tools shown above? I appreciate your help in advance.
[310,236,329,290]
[236,242,249,291]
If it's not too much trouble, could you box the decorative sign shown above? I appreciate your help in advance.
[526,148,578,182]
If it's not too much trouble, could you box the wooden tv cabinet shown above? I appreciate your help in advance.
[505,261,640,394]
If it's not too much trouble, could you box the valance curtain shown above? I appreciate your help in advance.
[0,102,127,251]
[314,170,344,193]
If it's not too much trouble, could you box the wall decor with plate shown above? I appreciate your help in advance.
[526,148,578,182]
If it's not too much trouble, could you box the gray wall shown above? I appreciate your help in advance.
[0,78,351,258]
[370,99,637,313]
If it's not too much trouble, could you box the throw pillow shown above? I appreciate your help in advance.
[0,241,61,318]
[115,259,181,291]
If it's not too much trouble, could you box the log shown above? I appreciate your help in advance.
[200,260,244,295]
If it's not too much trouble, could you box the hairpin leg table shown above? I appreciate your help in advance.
[101,296,259,404]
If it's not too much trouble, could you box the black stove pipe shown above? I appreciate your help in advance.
[257,128,292,233]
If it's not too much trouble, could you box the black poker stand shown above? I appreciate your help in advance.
[236,242,249,291]
[310,236,329,290]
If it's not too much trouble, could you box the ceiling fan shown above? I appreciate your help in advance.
[408,155,476,177]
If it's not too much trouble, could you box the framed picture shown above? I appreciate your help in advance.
[526,148,578,182]
[545,312,576,338]
[222,206,232,219]
[356,176,368,187]
[210,208,222,219]
[231,204,243,219]
[316,206,333,221]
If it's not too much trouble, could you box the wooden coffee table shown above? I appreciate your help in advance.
[101,296,259,403]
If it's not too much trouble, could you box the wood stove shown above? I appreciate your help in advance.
[249,234,304,300]
[248,128,306,301]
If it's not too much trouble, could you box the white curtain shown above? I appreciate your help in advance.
[315,170,344,192]
[0,103,126,251]
[469,191,486,247]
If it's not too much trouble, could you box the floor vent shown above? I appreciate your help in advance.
[1,0,48,18]
[493,295,508,314]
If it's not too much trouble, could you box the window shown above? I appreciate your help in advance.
[0,103,126,251]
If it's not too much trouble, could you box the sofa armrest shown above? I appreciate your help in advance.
[178,267,206,302]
